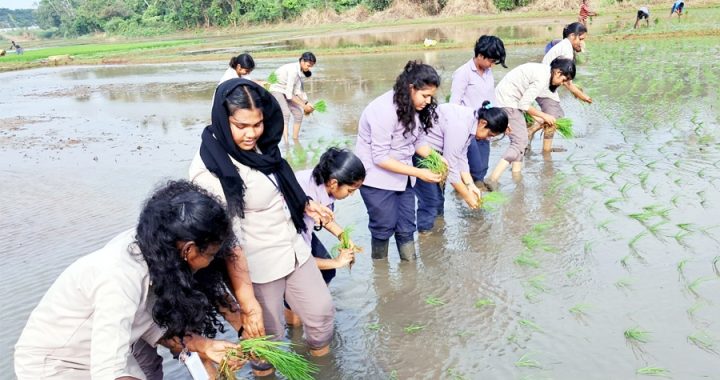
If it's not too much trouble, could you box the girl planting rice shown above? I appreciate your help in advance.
[15,180,246,379]
[219,53,256,84]
[414,101,508,233]
[268,52,318,143]
[355,60,443,261]
[485,58,576,191]
[528,22,591,153]
[189,78,335,376]
[286,147,366,325]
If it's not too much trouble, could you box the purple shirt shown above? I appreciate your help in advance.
[426,104,477,185]
[450,59,497,110]
[295,169,334,246]
[355,90,427,191]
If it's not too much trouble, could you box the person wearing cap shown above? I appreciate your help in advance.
[413,101,509,232]
[635,6,651,28]
[449,35,507,185]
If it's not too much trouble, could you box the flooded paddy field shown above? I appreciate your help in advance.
[2,27,720,380]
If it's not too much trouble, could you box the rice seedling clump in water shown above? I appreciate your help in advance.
[555,118,575,138]
[480,191,509,211]
[217,336,318,380]
[313,100,328,113]
[417,150,448,184]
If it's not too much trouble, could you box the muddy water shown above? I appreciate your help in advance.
[2,39,720,379]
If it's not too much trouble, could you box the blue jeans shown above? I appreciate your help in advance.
[412,155,445,232]
[467,139,490,182]
[359,182,416,243]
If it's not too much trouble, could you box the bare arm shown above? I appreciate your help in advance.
[226,247,265,338]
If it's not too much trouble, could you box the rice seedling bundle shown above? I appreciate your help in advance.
[217,336,318,380]
[267,72,278,84]
[312,100,327,113]
[569,303,591,315]
[523,112,534,126]
[474,299,495,308]
[417,150,448,184]
[480,191,509,211]
[624,327,651,343]
[555,118,575,138]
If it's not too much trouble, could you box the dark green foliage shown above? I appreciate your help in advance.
[493,0,531,11]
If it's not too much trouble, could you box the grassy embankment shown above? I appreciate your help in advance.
[1,4,718,72]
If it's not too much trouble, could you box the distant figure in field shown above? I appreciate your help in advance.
[635,6,650,28]
[670,1,684,17]
[219,53,255,84]
[9,40,24,55]
[578,0,598,27]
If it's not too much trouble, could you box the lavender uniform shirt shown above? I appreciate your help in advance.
[354,90,427,191]
[450,58,497,110]
[425,103,477,185]
[295,169,335,246]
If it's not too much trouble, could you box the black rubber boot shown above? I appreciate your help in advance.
[395,234,416,261]
[371,238,389,260]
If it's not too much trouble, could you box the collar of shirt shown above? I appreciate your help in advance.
[468,58,492,78]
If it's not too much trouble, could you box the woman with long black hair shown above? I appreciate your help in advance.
[15,180,244,379]
[355,60,443,261]
[189,78,335,376]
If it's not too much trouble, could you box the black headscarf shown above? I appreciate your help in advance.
[200,78,308,233]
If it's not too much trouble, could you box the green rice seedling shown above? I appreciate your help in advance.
[515,353,542,368]
[388,370,399,380]
[480,191,509,211]
[366,323,382,331]
[569,303,591,315]
[687,301,705,316]
[555,118,574,138]
[670,195,680,207]
[524,112,534,126]
[446,368,466,380]
[592,183,606,191]
[312,100,327,113]
[639,172,649,189]
[674,230,690,245]
[609,171,619,183]
[647,221,668,237]
[425,296,445,306]
[636,367,670,377]
[474,299,495,308]
[624,327,651,343]
[597,219,612,232]
[688,276,714,295]
[619,183,633,198]
[403,323,425,334]
[218,336,318,380]
[584,241,594,255]
[677,258,689,275]
[528,275,549,293]
[620,255,631,268]
[417,150,448,184]
[645,160,658,169]
[566,268,583,278]
[628,231,648,251]
[518,319,543,332]
[455,330,473,338]
[615,278,633,289]
[688,331,717,353]
[713,256,719,276]
[514,251,540,268]
[521,233,543,251]
[604,198,623,211]
[267,72,278,84]
[677,223,696,232]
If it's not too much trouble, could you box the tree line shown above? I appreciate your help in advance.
[0,8,36,28]
[34,0,531,37]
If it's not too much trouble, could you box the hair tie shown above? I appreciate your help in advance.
[483,102,493,109]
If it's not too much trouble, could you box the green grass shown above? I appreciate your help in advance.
[313,99,327,113]
[555,118,574,138]
[624,327,651,343]
[218,336,318,380]
[636,367,670,377]
[403,323,425,334]
[0,39,199,64]
[424,296,445,306]
[514,353,542,368]
[474,298,495,309]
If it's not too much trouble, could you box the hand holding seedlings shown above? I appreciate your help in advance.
[217,336,318,380]
[202,338,248,369]
[334,248,355,268]
[541,112,557,126]
[417,150,449,184]
[463,185,482,209]
[416,168,443,183]
[303,103,315,115]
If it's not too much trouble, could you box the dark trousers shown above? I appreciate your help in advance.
[467,139,490,182]
[311,233,336,283]
[359,182,416,244]
[412,155,445,232]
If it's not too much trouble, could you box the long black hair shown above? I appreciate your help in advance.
[135,180,235,339]
[311,147,366,186]
[229,53,255,70]
[393,60,440,136]
[475,100,509,134]
[562,22,587,39]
